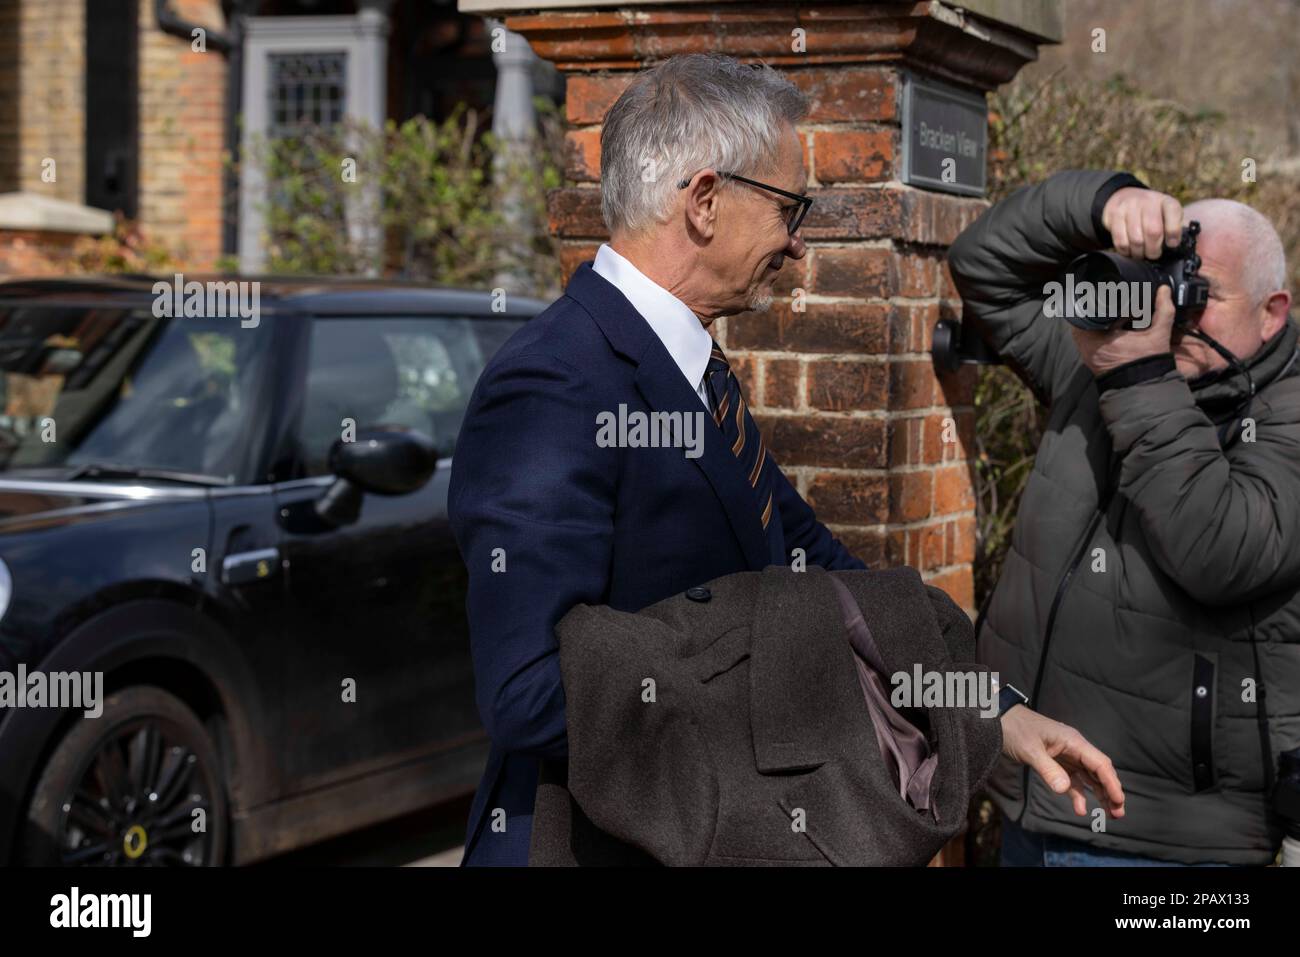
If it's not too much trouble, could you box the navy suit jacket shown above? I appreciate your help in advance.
[447,261,865,865]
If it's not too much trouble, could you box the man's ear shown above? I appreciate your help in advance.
[682,170,722,240]
[1261,289,1292,340]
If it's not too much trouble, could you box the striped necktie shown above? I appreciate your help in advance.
[705,339,776,531]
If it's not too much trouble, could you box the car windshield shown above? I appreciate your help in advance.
[0,305,270,483]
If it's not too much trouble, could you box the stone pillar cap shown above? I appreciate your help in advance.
[0,193,115,235]
[459,0,1062,45]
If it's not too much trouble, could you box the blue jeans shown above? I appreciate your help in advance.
[1000,817,1230,867]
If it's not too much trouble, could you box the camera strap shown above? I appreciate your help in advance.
[1181,328,1257,447]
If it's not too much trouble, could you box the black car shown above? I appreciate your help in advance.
[0,275,542,865]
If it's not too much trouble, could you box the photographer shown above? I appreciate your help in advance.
[948,169,1300,865]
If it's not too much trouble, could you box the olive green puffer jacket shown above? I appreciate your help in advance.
[948,169,1300,864]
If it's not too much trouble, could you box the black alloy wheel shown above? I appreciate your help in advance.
[22,685,229,866]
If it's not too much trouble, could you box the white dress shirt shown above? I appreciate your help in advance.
[592,243,714,410]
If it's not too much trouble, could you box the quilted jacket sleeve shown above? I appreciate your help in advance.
[552,603,718,865]
[1098,368,1300,605]
[946,168,1138,404]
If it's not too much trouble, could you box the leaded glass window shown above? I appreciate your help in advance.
[268,51,348,136]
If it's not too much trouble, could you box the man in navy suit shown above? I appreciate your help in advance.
[449,54,1125,866]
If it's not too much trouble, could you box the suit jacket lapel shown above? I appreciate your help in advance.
[633,351,771,570]
[566,262,772,571]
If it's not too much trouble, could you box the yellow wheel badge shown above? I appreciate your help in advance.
[122,824,148,860]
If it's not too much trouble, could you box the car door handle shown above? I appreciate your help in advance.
[222,547,282,585]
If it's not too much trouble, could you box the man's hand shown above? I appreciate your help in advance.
[1000,705,1126,819]
[1066,185,1187,376]
[1101,186,1182,260]
[1070,283,1176,375]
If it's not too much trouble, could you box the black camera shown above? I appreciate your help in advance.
[1060,220,1210,332]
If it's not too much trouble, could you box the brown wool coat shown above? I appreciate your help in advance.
[529,564,1003,866]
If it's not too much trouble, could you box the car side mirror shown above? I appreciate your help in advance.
[314,427,439,527]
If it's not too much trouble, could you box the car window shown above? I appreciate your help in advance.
[0,306,269,481]
[295,315,522,477]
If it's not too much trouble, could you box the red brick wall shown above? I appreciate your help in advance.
[137,0,228,270]
[11,0,85,203]
[0,0,227,272]
[545,62,984,613]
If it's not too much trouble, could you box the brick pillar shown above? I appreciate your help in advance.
[14,0,85,203]
[138,0,228,269]
[472,1,1058,616]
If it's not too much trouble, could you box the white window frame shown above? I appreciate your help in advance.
[238,13,388,273]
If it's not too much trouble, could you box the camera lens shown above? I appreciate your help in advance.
[1062,252,1161,331]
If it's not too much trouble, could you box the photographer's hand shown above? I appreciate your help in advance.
[1068,186,1184,376]
[1101,186,1182,259]
[1070,283,1176,376]
[1000,706,1127,819]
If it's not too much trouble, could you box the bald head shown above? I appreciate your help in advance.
[1170,198,1292,377]
[1183,198,1287,305]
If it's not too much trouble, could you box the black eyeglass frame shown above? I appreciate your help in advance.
[676,170,813,235]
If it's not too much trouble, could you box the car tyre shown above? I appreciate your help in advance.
[20,685,229,866]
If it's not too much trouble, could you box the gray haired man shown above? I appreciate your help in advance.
[448,54,1123,866]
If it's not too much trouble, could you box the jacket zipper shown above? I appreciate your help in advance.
[1016,460,1120,823]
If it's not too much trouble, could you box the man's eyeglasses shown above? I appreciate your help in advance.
[676,170,813,236]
